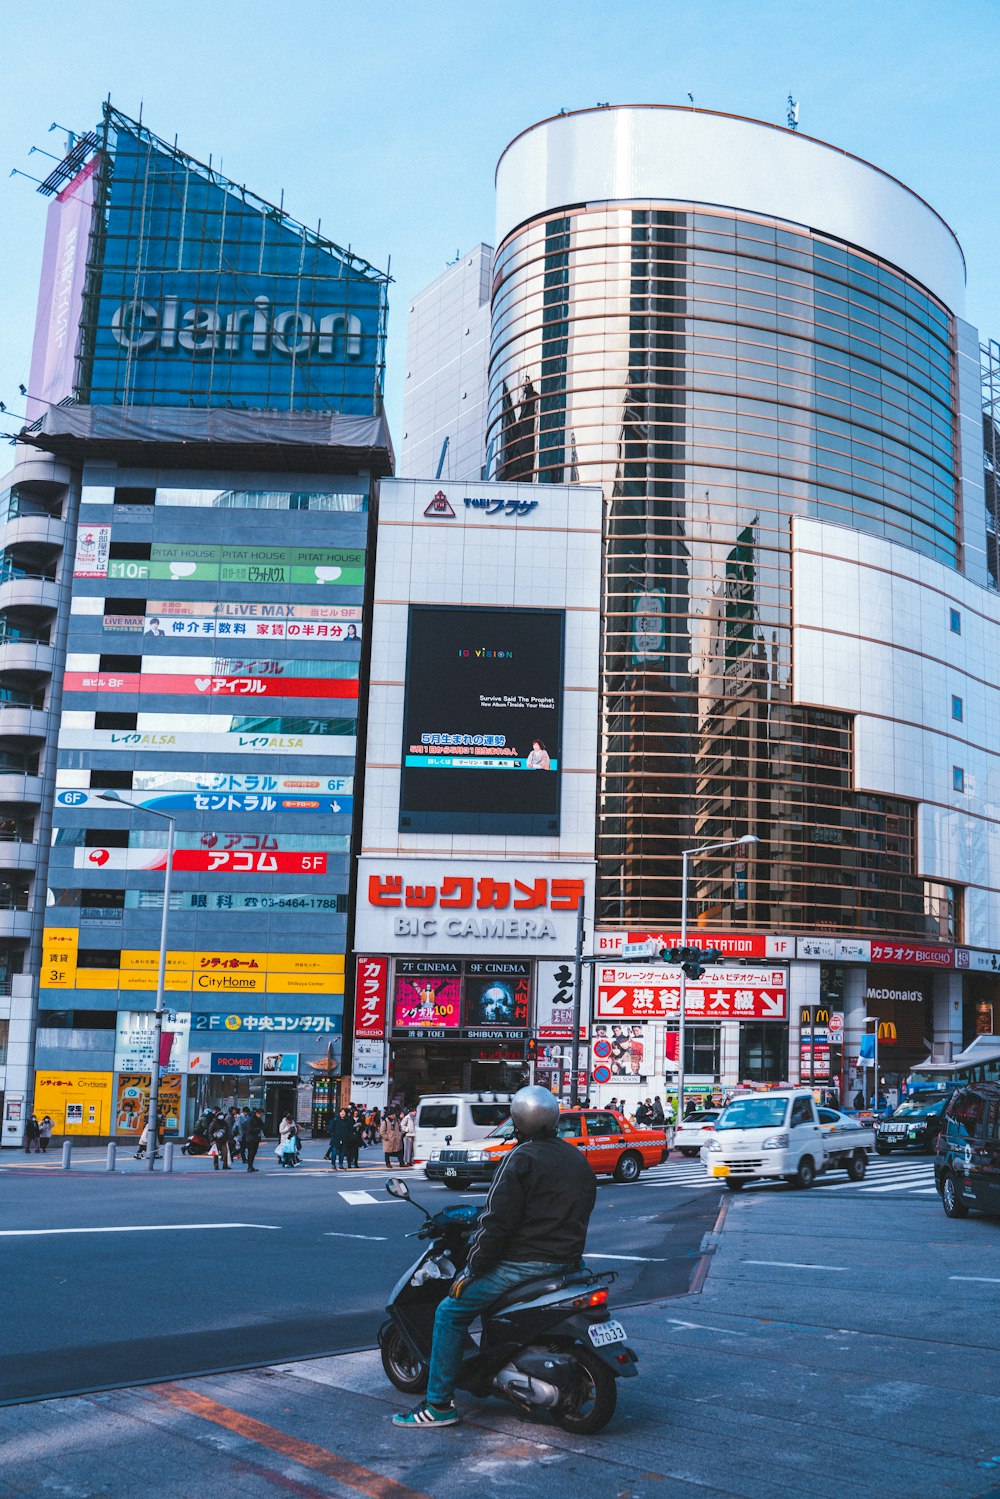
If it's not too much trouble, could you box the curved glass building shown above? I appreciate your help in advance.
[487,107,988,962]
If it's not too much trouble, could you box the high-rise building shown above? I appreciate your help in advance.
[401,106,1000,1096]
[0,105,392,1146]
[401,245,492,481]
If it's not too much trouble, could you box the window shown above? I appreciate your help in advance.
[953,766,965,793]
[114,487,155,506]
[469,1104,510,1128]
[95,713,137,730]
[84,828,128,848]
[416,1105,457,1129]
[791,1097,814,1127]
[950,608,961,634]
[951,696,963,722]
[557,1114,583,1139]
[99,654,142,673]
[584,1113,620,1137]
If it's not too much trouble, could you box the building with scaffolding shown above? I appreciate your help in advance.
[0,104,392,1147]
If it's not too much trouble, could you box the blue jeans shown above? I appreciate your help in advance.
[426,1260,572,1409]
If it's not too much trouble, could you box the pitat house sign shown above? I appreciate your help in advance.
[110,296,363,360]
[355,858,595,956]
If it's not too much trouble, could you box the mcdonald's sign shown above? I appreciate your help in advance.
[877,1020,897,1044]
[800,1007,830,1026]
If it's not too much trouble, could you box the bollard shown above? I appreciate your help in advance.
[60,1140,72,1171]
[106,1142,116,1173]
[163,1141,174,1173]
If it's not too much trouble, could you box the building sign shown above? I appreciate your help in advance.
[357,859,591,956]
[27,155,99,418]
[399,605,565,836]
[955,949,1000,972]
[73,523,112,578]
[354,956,389,1039]
[393,966,463,1031]
[262,1052,299,1074]
[99,541,364,587]
[352,1039,386,1076]
[392,958,532,1038]
[74,849,331,875]
[800,1041,831,1080]
[464,961,531,1027]
[113,1012,190,1072]
[591,1024,653,1082]
[58,726,356,757]
[796,936,872,961]
[534,960,583,1039]
[64,670,358,701]
[869,943,953,967]
[56,788,352,816]
[595,930,794,960]
[32,1070,114,1137]
[864,986,926,1004]
[190,1013,342,1034]
[114,1074,182,1135]
[595,966,787,1021]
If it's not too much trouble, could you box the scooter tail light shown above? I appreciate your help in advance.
[588,1288,608,1308]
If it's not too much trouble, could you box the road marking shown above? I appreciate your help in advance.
[864,1180,936,1193]
[742,1260,848,1271]
[587,1252,667,1263]
[337,1190,381,1205]
[949,1275,1000,1284]
[666,1317,749,1336]
[155,1384,434,1499]
[0,1223,279,1237]
[323,1232,388,1241]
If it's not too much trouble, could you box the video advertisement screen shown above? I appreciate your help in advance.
[399,606,564,835]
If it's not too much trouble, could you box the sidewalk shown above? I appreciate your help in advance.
[0,1138,400,1175]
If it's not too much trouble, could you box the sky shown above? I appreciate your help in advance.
[1,0,999,444]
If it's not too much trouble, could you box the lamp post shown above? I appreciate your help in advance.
[675,834,760,1125]
[98,792,176,1172]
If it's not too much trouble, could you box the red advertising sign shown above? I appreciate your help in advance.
[869,943,953,968]
[800,1042,830,1080]
[354,956,388,1040]
[171,850,327,874]
[63,672,357,699]
[595,966,787,1020]
[595,931,793,959]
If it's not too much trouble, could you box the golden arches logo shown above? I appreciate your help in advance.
[877,1020,897,1042]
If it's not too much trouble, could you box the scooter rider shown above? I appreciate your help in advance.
[393,1085,597,1429]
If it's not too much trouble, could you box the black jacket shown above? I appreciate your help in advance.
[466,1135,596,1277]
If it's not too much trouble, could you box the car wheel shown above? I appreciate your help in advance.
[794,1156,816,1189]
[613,1151,642,1184]
[941,1172,968,1219]
[846,1151,867,1182]
[679,1147,697,1157]
[725,1179,745,1192]
[875,1143,891,1156]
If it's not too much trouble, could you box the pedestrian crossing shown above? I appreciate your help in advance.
[638,1154,936,1197]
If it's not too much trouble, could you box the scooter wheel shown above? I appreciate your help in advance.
[379,1321,428,1394]
[551,1346,617,1434]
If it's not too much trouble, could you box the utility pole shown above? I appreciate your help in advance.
[569,900,585,1105]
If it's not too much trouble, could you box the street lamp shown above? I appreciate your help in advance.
[98,791,176,1172]
[675,834,760,1125]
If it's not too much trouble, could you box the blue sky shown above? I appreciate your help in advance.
[1,0,998,442]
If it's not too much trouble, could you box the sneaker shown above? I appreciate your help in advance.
[392,1402,460,1429]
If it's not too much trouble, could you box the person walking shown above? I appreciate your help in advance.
[244,1108,265,1172]
[229,1107,245,1164]
[379,1110,404,1168]
[38,1116,54,1153]
[400,1107,415,1167]
[277,1112,298,1167]
[209,1109,233,1170]
[24,1114,40,1153]
[324,1108,349,1170]
[650,1096,665,1125]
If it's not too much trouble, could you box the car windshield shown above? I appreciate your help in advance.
[890,1097,945,1119]
[681,1112,719,1126]
[715,1097,788,1131]
[488,1118,516,1140]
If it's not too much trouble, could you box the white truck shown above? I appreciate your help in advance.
[702,1088,875,1191]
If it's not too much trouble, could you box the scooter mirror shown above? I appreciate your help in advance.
[386,1176,410,1199]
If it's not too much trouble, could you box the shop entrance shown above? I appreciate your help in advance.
[264,1081,299,1138]
[390,1042,527,1108]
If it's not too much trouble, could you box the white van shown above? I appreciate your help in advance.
[413,1093,513,1165]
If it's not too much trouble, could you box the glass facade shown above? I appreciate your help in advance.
[488,203,961,937]
[76,108,387,414]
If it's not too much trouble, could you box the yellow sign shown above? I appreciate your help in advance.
[115,1074,183,1135]
[41,932,345,995]
[40,928,78,989]
[33,1070,113,1136]
[119,949,345,974]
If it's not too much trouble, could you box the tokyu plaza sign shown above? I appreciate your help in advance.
[110,295,363,359]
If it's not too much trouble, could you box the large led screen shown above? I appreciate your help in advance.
[399,606,564,835]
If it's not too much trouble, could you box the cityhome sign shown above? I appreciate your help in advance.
[110,296,363,360]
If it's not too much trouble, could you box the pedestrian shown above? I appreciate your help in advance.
[346,1110,361,1169]
[379,1110,404,1168]
[135,1112,158,1160]
[853,1089,865,1110]
[400,1107,415,1167]
[244,1108,264,1171]
[24,1114,40,1153]
[324,1108,350,1170]
[608,1097,619,1114]
[229,1107,245,1163]
[277,1112,298,1167]
[209,1109,233,1170]
[635,1099,650,1125]
[38,1116,54,1153]
[650,1096,665,1125]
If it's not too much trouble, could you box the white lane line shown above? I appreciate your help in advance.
[742,1260,848,1271]
[587,1252,667,1263]
[667,1318,750,1336]
[912,1188,940,1195]
[864,1180,937,1193]
[949,1275,1000,1284]
[821,1174,930,1191]
[337,1190,380,1205]
[0,1222,279,1237]
[323,1231,388,1241]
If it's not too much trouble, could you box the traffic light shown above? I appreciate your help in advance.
[525,1036,538,1062]
[659,945,722,980]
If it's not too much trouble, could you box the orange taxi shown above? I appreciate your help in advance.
[425,1107,669,1189]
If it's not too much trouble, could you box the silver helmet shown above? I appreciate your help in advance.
[510,1085,560,1139]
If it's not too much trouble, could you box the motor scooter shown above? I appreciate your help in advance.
[378,1176,637,1433]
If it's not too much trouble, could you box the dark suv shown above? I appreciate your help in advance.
[934,1082,1000,1219]
[874,1090,949,1155]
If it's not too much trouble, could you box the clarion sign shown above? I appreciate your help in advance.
[110,296,363,358]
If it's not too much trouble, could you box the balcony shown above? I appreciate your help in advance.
[0,840,38,873]
[0,704,48,739]
[0,640,53,676]
[3,453,73,492]
[0,908,32,941]
[0,773,43,804]
[0,514,66,551]
[0,576,60,614]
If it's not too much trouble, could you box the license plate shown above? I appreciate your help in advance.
[588,1320,626,1348]
[444,1167,457,1177]
[711,1164,730,1177]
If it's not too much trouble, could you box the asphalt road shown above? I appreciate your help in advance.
[0,1146,719,1405]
